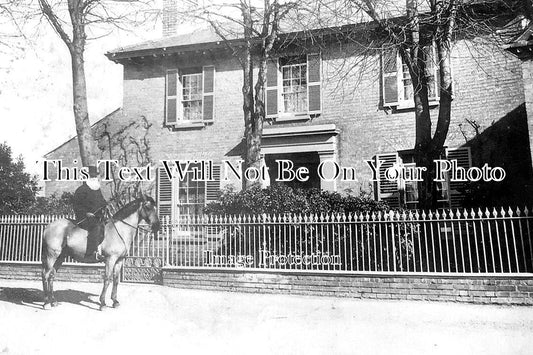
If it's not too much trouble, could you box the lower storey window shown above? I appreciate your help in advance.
[177,171,206,218]
[374,147,471,209]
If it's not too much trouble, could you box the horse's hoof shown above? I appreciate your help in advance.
[99,305,107,311]
[113,301,120,309]
[43,303,52,310]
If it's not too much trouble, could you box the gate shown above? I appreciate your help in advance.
[121,256,163,284]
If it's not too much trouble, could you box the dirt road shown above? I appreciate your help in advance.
[0,279,532,355]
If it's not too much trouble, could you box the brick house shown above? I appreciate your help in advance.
[44,5,533,220]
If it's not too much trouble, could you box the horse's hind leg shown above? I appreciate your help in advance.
[42,254,57,310]
[42,249,65,309]
[111,258,124,308]
[49,252,66,307]
[41,263,51,309]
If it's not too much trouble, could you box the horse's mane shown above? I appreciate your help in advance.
[112,196,156,220]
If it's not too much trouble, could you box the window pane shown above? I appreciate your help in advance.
[282,67,290,79]
[281,62,307,113]
[181,73,203,121]
[176,163,207,218]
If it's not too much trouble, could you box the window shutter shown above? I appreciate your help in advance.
[382,48,399,107]
[166,70,182,124]
[375,153,401,208]
[202,66,215,121]
[266,58,279,118]
[157,167,173,219]
[307,53,321,115]
[206,164,221,202]
[446,147,471,208]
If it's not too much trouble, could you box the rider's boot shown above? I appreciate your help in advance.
[94,244,104,261]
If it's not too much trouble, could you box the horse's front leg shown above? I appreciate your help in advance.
[99,256,117,311]
[111,258,124,308]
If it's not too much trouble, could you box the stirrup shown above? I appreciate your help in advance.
[95,247,105,261]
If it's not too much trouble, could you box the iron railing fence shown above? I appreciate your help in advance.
[1,208,533,274]
[0,215,72,263]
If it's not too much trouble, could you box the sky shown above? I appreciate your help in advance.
[0,4,162,178]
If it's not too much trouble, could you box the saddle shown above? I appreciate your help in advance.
[68,218,105,257]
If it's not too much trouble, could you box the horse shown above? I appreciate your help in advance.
[41,194,160,310]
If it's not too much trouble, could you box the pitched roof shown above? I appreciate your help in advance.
[109,27,225,54]
[44,108,122,158]
[106,26,245,61]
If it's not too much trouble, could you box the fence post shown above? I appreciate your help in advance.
[165,216,170,266]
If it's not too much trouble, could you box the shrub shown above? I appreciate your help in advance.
[204,184,389,215]
[23,192,74,215]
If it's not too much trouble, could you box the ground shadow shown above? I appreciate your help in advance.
[0,287,101,310]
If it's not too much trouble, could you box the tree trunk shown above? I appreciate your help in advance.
[38,0,96,168]
[244,49,268,190]
[241,2,261,190]
[70,46,95,167]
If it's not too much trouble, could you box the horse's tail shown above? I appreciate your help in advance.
[41,224,53,267]
[41,234,47,267]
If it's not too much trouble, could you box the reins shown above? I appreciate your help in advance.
[109,202,154,255]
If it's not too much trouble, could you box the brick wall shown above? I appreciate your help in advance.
[0,263,104,283]
[521,59,533,176]
[162,0,177,37]
[162,269,533,305]
[2,263,531,305]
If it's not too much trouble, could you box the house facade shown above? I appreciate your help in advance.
[44,6,533,220]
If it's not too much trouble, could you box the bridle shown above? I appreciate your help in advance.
[110,200,157,252]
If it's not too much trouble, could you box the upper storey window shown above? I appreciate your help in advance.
[182,72,203,121]
[266,53,322,120]
[281,56,308,114]
[382,45,441,109]
[165,66,215,125]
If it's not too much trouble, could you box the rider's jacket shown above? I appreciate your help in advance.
[73,183,107,230]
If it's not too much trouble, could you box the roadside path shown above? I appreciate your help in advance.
[0,279,532,355]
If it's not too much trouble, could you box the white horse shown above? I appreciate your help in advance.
[41,195,160,310]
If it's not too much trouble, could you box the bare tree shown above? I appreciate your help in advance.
[35,0,155,167]
[297,0,523,208]
[186,0,296,189]
[0,0,31,52]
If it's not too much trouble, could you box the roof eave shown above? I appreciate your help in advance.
[106,38,245,62]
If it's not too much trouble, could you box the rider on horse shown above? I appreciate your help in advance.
[73,166,107,261]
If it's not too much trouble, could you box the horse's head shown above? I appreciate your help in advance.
[139,194,160,233]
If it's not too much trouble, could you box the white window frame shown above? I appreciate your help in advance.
[392,45,441,110]
[281,60,308,115]
[166,68,209,126]
[277,56,309,121]
[399,162,420,208]
[181,72,203,122]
